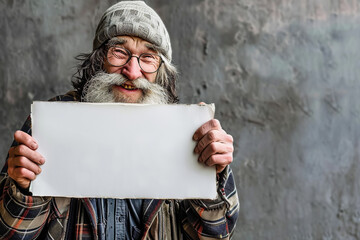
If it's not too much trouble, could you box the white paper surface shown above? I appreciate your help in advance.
[30,102,216,199]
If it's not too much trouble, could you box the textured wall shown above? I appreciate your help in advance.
[1,0,360,239]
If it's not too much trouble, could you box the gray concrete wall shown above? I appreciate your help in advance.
[1,0,360,239]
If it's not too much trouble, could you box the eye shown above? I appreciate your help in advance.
[142,53,155,59]
[111,47,129,59]
[140,53,159,63]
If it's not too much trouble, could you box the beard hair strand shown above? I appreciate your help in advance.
[81,72,168,104]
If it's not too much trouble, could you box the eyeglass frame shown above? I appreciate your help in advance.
[105,45,163,74]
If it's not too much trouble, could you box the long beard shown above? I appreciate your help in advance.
[81,72,168,104]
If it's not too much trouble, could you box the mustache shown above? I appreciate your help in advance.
[81,72,168,104]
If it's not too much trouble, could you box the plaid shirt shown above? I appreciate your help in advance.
[0,91,239,239]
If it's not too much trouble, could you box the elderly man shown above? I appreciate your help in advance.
[0,1,239,239]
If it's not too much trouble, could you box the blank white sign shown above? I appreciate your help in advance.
[30,102,216,199]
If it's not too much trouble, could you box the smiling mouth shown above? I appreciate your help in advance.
[119,83,138,90]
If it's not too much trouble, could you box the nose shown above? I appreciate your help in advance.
[121,56,143,80]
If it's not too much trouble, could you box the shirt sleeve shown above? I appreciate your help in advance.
[0,174,52,239]
[179,166,239,239]
[0,115,53,239]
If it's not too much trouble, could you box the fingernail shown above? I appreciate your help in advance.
[38,168,42,174]
[193,135,198,141]
[39,158,45,165]
[194,147,198,154]
[32,142,38,149]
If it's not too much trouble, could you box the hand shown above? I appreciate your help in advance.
[7,131,45,189]
[193,119,234,173]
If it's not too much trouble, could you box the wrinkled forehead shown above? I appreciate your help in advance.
[107,36,160,53]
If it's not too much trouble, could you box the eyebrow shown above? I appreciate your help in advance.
[107,37,126,47]
[107,37,159,53]
[145,43,158,53]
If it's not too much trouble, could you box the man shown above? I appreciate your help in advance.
[0,1,239,239]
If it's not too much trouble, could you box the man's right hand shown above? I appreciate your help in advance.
[7,130,45,189]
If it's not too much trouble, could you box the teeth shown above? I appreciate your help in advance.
[122,84,137,90]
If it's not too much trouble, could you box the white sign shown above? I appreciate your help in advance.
[30,102,217,199]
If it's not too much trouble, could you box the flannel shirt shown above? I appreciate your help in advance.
[0,91,239,239]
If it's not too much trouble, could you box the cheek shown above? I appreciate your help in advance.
[103,62,122,74]
[145,73,157,83]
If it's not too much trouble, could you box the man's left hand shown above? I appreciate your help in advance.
[193,119,234,173]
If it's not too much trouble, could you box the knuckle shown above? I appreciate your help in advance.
[17,144,27,155]
[208,131,216,141]
[14,130,22,138]
[14,130,24,142]
[17,156,27,166]
[209,142,217,152]
[210,119,221,129]
[19,168,34,180]
[18,167,27,176]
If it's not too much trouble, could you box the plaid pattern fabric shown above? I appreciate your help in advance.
[0,91,239,239]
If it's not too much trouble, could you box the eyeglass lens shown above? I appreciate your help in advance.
[107,47,161,73]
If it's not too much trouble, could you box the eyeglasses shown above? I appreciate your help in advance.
[106,46,163,73]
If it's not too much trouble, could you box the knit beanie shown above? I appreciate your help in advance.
[93,1,172,61]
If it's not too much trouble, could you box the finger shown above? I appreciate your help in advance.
[198,142,234,163]
[198,102,206,105]
[193,119,222,141]
[7,155,40,190]
[194,130,233,154]
[9,167,36,189]
[204,152,233,169]
[8,163,37,179]
[13,144,45,165]
[9,156,42,175]
[9,166,37,181]
[14,130,38,150]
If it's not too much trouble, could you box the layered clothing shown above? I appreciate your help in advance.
[0,91,239,239]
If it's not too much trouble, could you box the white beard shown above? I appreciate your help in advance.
[81,72,168,104]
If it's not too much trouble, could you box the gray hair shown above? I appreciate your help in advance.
[72,42,179,103]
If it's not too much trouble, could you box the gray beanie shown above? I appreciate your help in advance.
[93,1,172,61]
